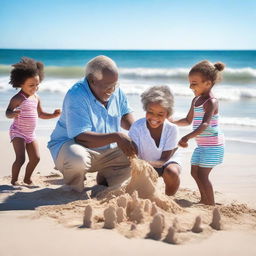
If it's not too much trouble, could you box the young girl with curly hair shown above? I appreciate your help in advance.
[6,57,61,185]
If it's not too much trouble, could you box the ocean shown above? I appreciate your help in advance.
[0,49,255,154]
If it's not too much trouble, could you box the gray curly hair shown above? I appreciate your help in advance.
[141,85,174,117]
[85,55,118,80]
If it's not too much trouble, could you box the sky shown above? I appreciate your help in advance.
[0,0,255,50]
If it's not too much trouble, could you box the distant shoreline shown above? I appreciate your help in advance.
[1,48,256,51]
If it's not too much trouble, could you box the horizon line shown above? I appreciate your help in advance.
[0,48,255,51]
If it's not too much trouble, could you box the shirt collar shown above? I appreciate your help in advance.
[83,78,95,98]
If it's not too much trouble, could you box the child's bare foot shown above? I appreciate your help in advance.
[204,201,215,206]
[196,198,206,204]
[197,196,209,204]
[11,180,21,186]
[198,198,215,206]
[23,179,38,188]
[23,179,33,185]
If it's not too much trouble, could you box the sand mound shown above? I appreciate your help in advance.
[99,158,183,214]
[1,158,256,244]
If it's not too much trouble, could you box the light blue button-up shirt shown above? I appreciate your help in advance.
[48,78,132,161]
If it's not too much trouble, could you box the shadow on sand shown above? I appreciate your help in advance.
[0,185,93,211]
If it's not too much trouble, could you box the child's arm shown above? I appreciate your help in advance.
[179,98,218,147]
[149,148,177,168]
[5,95,23,118]
[37,98,61,119]
[169,97,196,126]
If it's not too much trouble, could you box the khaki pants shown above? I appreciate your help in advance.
[55,140,131,192]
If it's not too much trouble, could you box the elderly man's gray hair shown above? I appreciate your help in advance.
[85,55,118,80]
[141,85,174,117]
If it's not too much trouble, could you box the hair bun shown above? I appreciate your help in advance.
[214,62,225,71]
[36,61,44,70]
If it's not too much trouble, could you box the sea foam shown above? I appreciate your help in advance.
[1,65,256,82]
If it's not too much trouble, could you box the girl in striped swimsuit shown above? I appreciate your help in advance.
[172,60,225,205]
[6,57,61,186]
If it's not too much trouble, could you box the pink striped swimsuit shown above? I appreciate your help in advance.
[193,97,224,146]
[191,97,224,168]
[10,93,38,143]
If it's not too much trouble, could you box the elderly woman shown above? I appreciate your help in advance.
[48,55,136,192]
[128,85,181,196]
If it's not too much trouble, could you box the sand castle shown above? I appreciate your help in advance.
[116,195,128,208]
[116,207,126,223]
[147,213,165,240]
[151,202,158,216]
[172,217,181,232]
[31,157,256,245]
[79,158,229,242]
[103,206,117,229]
[210,207,223,230]
[163,226,178,244]
[83,205,93,228]
[125,158,182,213]
[192,216,203,233]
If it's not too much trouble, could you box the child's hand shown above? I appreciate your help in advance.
[12,110,21,117]
[178,136,189,148]
[168,116,174,123]
[53,109,61,117]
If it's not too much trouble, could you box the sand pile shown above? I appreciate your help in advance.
[1,158,256,244]
[30,158,256,244]
[99,158,183,214]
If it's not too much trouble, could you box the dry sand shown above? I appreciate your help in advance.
[0,131,256,256]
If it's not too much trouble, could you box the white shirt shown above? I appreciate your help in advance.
[128,118,181,165]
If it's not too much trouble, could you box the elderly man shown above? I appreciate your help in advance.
[48,55,135,192]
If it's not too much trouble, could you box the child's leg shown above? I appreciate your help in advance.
[191,165,208,203]
[11,138,26,185]
[162,163,180,196]
[24,140,40,184]
[197,167,214,205]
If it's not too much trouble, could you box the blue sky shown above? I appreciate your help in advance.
[1,0,255,50]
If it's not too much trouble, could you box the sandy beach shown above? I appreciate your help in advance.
[1,0,256,252]
[0,130,256,256]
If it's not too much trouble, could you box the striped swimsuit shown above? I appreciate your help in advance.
[10,93,38,143]
[191,97,224,168]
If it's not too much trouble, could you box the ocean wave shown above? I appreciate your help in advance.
[1,76,256,101]
[1,64,256,82]
[119,67,256,83]
[225,137,256,144]
[174,112,256,128]
[123,82,256,100]
[220,117,256,127]
[0,65,84,78]
[120,68,189,80]
[212,86,256,100]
